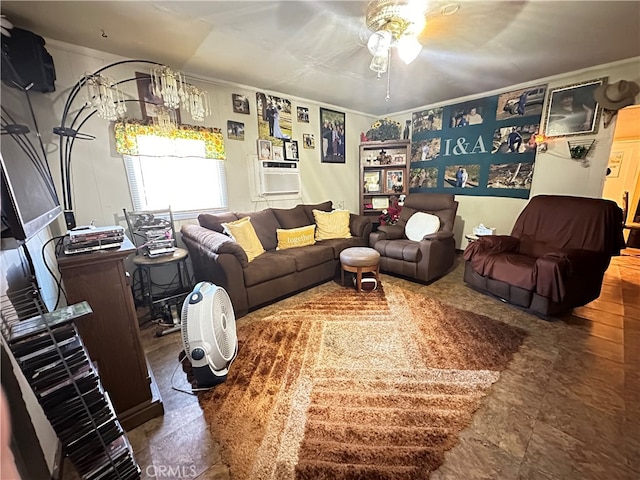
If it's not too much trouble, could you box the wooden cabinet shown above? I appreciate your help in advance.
[359,140,411,219]
[57,236,163,431]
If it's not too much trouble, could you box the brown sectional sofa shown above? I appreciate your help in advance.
[180,201,372,317]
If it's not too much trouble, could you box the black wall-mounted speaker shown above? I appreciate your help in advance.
[1,27,56,93]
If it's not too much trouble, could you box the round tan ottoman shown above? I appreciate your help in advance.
[339,247,380,292]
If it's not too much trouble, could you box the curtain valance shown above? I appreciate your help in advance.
[114,120,226,159]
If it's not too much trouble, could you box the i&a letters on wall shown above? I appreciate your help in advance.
[409,84,547,199]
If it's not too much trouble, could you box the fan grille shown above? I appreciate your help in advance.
[213,287,235,360]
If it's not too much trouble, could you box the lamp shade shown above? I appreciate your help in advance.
[367,30,392,56]
[396,35,422,64]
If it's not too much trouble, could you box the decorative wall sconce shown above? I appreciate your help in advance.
[567,138,595,168]
[568,139,595,160]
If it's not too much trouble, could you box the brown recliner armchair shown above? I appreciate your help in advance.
[369,193,458,283]
[463,195,625,317]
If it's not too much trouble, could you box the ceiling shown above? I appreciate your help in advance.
[2,1,639,116]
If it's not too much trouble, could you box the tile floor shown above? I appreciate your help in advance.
[64,250,640,480]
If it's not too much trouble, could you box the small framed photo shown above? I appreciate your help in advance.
[303,133,315,149]
[363,170,381,193]
[136,72,181,124]
[272,145,284,161]
[284,139,299,161]
[392,153,406,165]
[372,197,390,210]
[297,106,309,123]
[232,94,250,114]
[257,139,272,160]
[544,78,606,138]
[386,169,405,193]
[227,120,244,141]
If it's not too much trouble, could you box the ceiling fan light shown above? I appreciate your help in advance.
[397,35,422,64]
[367,29,392,56]
[369,54,389,73]
[404,4,426,35]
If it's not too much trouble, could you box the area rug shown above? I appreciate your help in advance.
[197,284,527,480]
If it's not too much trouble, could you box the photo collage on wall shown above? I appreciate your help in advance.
[409,84,547,199]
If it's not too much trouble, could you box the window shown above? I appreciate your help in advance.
[123,135,227,213]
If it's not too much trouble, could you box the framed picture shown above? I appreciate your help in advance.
[386,169,405,193]
[272,145,284,161]
[256,92,292,142]
[302,133,315,149]
[257,139,272,160]
[544,78,606,138]
[363,170,381,193]
[297,106,309,123]
[284,140,299,161]
[227,120,244,141]
[372,197,389,210]
[232,94,250,114]
[391,153,406,165]
[136,72,181,124]
[320,107,346,163]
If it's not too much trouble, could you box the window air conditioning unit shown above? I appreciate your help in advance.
[259,160,300,195]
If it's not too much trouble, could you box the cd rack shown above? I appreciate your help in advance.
[3,296,141,480]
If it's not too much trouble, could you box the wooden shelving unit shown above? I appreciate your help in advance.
[4,301,141,479]
[359,140,411,220]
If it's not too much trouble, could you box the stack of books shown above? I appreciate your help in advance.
[64,226,125,255]
[8,302,141,479]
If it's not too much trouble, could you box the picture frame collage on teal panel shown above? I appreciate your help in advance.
[409,84,547,199]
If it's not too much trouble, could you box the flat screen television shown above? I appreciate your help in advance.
[1,83,62,242]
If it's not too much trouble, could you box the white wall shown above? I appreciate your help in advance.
[39,40,375,233]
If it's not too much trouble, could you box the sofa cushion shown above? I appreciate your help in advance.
[276,225,316,250]
[221,217,265,262]
[314,209,352,240]
[278,244,335,271]
[198,211,239,233]
[405,212,441,241]
[242,251,297,287]
[272,205,310,229]
[237,209,280,251]
[301,201,333,224]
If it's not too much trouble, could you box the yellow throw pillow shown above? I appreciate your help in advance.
[313,209,352,240]
[221,217,265,262]
[276,225,316,250]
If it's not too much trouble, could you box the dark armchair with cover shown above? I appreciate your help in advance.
[463,195,625,317]
[369,193,458,283]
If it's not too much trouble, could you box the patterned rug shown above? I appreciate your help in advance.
[197,284,527,480]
